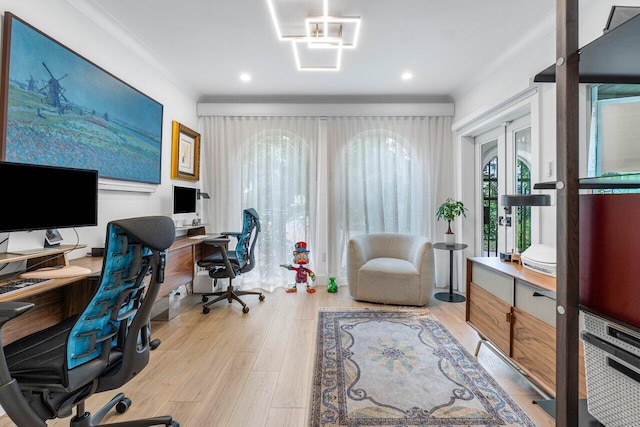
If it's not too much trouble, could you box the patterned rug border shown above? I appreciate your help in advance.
[309,308,536,426]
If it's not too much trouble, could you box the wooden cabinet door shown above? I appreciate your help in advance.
[511,307,587,398]
[512,307,556,396]
[468,282,512,355]
[162,245,194,298]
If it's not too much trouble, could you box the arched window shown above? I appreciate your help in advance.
[482,156,498,256]
[516,158,532,252]
[344,130,413,235]
[240,128,313,289]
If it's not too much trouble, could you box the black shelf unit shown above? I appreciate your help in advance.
[534,178,640,190]
[536,3,640,424]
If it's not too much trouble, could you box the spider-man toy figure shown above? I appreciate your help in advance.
[281,241,316,293]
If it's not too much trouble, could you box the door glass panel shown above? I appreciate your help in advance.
[481,140,498,256]
[515,127,531,252]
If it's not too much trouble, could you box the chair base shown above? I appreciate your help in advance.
[70,393,177,427]
[201,280,265,314]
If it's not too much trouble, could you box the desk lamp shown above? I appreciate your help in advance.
[197,189,210,199]
[500,194,551,261]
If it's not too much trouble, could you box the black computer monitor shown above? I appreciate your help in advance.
[172,185,197,214]
[0,161,98,233]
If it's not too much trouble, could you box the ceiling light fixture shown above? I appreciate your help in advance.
[401,72,414,80]
[266,0,361,71]
[239,73,252,82]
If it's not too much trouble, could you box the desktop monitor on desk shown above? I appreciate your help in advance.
[0,161,98,253]
[172,185,198,226]
[173,185,197,214]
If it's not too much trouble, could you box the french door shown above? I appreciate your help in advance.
[476,116,532,256]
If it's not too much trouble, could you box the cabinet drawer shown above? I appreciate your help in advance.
[468,282,512,355]
[515,280,556,327]
[471,263,514,304]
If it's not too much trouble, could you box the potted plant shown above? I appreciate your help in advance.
[436,198,468,245]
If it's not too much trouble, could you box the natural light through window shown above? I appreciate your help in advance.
[344,130,412,235]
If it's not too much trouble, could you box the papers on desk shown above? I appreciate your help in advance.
[188,234,227,241]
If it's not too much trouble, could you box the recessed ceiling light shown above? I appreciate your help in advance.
[401,72,413,80]
[240,73,252,82]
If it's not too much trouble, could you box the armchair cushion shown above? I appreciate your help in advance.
[347,233,435,306]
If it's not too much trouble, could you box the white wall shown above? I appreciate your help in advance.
[0,0,200,257]
[451,0,640,251]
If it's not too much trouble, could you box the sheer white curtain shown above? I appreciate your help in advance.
[326,116,452,284]
[199,116,319,292]
[200,114,452,291]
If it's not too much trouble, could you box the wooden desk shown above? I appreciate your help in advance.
[162,233,224,298]
[0,246,102,344]
[466,256,586,398]
[0,232,223,343]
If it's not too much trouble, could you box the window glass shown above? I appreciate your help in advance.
[588,84,640,193]
[344,130,413,235]
[241,129,312,286]
[515,127,532,252]
[482,145,498,257]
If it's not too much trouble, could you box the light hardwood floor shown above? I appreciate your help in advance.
[0,286,555,426]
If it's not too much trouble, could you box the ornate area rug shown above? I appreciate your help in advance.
[310,309,535,426]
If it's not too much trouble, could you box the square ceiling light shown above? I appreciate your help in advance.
[267,0,361,71]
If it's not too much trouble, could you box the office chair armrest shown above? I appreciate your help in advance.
[205,242,237,280]
[0,301,34,326]
[220,231,242,241]
[0,302,35,380]
[0,302,47,427]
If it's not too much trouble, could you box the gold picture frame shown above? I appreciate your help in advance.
[171,121,200,182]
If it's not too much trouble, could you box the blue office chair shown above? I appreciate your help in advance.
[0,216,178,427]
[197,208,265,314]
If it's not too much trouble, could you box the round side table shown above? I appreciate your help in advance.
[433,242,468,303]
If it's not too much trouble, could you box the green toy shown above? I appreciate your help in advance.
[327,277,338,293]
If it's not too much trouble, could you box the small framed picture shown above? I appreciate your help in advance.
[171,121,201,181]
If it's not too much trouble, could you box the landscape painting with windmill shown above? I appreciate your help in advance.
[1,13,163,184]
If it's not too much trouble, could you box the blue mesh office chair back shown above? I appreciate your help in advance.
[0,216,179,427]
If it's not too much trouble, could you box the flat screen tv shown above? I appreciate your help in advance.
[0,161,98,232]
[173,185,197,214]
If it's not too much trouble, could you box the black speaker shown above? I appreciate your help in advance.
[91,247,104,257]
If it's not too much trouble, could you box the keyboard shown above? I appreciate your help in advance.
[0,278,53,294]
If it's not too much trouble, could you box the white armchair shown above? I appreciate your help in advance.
[347,233,435,306]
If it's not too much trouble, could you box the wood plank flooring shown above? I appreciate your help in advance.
[0,286,555,426]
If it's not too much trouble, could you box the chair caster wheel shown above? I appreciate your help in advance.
[203,307,210,314]
[259,294,265,301]
[116,397,131,413]
[170,422,180,427]
[242,306,250,313]
[202,296,209,302]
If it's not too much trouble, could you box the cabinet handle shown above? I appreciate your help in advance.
[608,326,640,350]
[608,357,640,384]
[533,291,555,300]
[506,312,512,323]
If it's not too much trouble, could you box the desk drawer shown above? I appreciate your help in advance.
[471,262,514,304]
[515,280,556,327]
